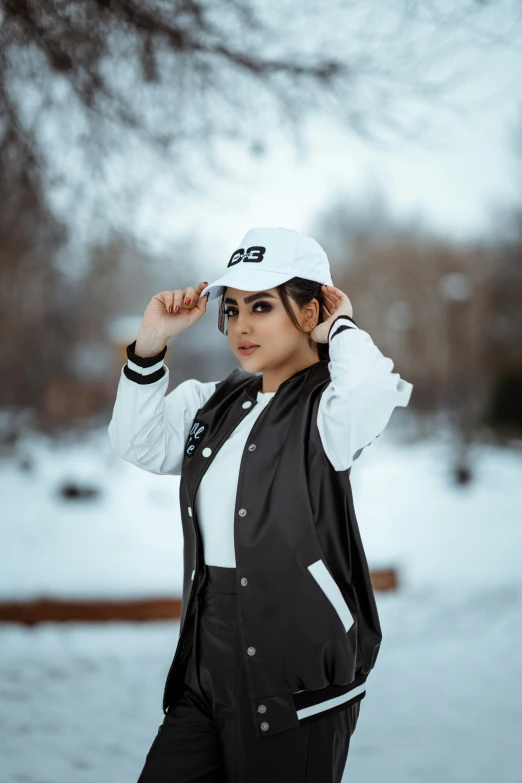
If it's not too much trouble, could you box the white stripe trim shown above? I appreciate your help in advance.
[126,358,165,375]
[191,569,195,580]
[307,559,354,632]
[296,683,366,720]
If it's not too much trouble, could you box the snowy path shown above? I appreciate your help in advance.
[1,426,521,781]
[1,584,520,783]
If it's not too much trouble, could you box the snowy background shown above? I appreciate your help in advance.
[2,0,522,780]
[1,419,521,783]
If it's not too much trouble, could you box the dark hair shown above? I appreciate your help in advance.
[217,277,330,362]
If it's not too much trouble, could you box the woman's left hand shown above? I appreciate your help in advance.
[310,285,354,344]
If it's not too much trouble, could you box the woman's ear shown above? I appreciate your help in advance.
[307,299,320,327]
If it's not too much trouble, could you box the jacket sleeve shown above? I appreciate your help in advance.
[107,339,218,476]
[316,315,413,472]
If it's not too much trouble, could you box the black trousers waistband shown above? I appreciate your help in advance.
[199,564,237,595]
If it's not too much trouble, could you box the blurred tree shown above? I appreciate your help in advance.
[0,133,67,412]
[312,184,495,448]
[0,0,517,229]
[0,0,518,430]
[481,208,522,435]
[480,109,522,436]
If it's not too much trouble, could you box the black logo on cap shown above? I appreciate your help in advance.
[227,246,266,267]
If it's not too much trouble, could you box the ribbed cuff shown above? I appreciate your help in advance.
[123,339,167,385]
[328,315,358,343]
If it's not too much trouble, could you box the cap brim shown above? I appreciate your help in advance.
[201,268,296,302]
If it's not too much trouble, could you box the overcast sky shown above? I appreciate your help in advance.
[140,41,522,277]
[52,1,522,280]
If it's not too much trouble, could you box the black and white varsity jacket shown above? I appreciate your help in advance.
[108,314,413,739]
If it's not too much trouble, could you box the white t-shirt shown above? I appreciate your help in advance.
[194,390,275,566]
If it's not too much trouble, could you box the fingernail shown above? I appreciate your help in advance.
[169,306,172,313]
[175,306,180,314]
[185,298,191,305]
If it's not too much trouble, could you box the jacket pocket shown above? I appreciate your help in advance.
[307,559,355,633]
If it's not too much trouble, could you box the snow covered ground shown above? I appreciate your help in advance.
[1,422,521,782]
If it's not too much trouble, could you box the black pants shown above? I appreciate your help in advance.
[136,565,359,782]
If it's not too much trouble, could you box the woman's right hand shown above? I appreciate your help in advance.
[135,282,210,355]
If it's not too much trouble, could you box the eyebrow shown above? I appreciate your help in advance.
[224,291,278,305]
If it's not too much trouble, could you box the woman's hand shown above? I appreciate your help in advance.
[310,285,354,345]
[135,282,210,356]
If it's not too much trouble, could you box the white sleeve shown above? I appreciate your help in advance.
[317,315,413,471]
[107,339,218,475]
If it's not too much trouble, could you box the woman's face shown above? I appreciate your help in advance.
[224,286,315,373]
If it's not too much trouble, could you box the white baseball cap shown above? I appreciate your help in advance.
[200,226,333,302]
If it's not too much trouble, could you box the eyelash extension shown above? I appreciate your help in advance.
[223,302,272,318]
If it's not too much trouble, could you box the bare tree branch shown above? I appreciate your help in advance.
[0,0,516,233]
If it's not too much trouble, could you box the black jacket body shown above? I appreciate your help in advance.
[162,357,382,739]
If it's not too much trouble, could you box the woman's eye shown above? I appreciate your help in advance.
[224,302,271,318]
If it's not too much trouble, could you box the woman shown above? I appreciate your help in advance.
[108,226,413,783]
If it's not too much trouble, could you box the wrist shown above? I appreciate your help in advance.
[135,324,168,358]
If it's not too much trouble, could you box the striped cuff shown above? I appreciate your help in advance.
[328,315,358,343]
[123,339,167,385]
